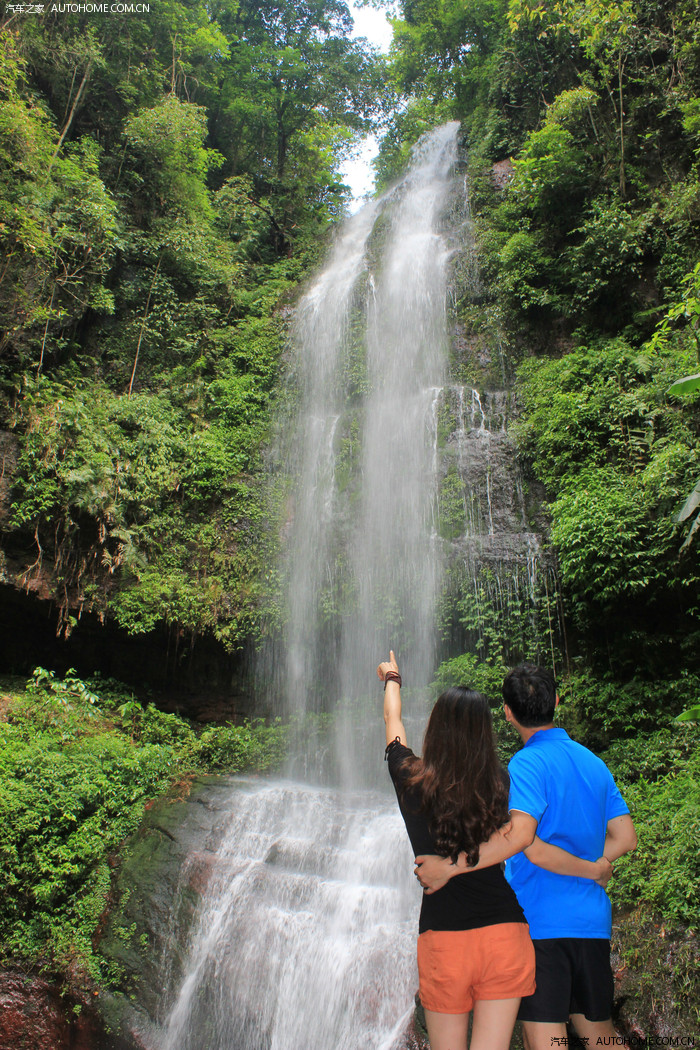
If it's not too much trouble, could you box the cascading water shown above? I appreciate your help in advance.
[158,122,548,1050]
[159,123,462,1050]
[265,121,464,740]
[160,781,419,1050]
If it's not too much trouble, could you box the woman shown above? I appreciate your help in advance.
[378,650,536,1050]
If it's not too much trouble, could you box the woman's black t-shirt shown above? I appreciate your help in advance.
[386,739,527,934]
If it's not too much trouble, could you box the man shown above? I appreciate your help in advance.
[415,663,637,1050]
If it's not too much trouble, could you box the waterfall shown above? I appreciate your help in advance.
[159,121,548,1050]
[267,121,463,751]
[160,782,419,1050]
[159,122,462,1050]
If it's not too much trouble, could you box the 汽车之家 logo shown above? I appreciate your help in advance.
[5,2,151,10]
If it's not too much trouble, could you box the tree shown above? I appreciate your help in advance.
[0,30,119,375]
[210,0,385,200]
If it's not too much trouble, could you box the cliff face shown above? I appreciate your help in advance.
[0,970,102,1050]
[0,428,254,720]
[92,777,240,1049]
[0,778,237,1050]
[0,579,252,720]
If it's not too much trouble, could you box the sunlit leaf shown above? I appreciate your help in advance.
[680,509,700,551]
[667,373,700,396]
[677,478,700,523]
[674,705,700,723]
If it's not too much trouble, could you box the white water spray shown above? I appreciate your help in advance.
[160,123,481,1050]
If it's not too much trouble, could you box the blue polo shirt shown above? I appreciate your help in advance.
[505,727,629,939]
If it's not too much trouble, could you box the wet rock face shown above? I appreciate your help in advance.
[0,971,100,1050]
[93,776,243,1049]
[0,778,248,1050]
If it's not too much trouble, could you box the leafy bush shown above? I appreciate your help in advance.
[511,337,700,675]
[557,671,700,750]
[0,670,289,976]
[608,732,700,928]
[512,339,698,490]
[564,196,651,316]
[431,651,508,702]
[550,468,672,607]
[603,724,699,788]
[197,718,288,773]
[0,722,180,969]
[27,666,100,708]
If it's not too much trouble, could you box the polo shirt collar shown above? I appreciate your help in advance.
[523,726,569,748]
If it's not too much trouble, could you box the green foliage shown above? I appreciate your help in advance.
[0,0,383,654]
[27,666,100,708]
[197,717,289,772]
[565,196,651,314]
[0,31,119,374]
[0,706,180,969]
[558,670,700,749]
[606,729,700,928]
[675,705,700,723]
[123,95,223,224]
[7,350,280,645]
[603,724,698,787]
[431,651,508,702]
[508,124,588,221]
[513,340,698,485]
[551,469,670,605]
[0,669,288,976]
[511,340,700,663]
[648,266,700,547]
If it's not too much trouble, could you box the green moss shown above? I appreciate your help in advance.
[438,465,467,540]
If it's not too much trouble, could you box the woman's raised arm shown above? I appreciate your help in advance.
[377,650,407,747]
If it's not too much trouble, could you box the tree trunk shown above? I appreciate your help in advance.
[47,60,93,172]
[128,257,162,397]
[618,53,626,198]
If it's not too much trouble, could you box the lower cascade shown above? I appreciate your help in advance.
[161,783,419,1050]
[158,123,543,1049]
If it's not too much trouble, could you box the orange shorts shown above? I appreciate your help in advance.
[417,923,536,1014]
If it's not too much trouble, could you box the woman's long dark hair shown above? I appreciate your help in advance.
[402,687,509,865]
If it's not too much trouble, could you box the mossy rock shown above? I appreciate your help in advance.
[96,776,241,1040]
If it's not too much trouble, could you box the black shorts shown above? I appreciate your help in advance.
[517,938,614,1023]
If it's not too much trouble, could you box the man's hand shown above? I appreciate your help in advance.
[414,854,458,894]
[592,856,613,888]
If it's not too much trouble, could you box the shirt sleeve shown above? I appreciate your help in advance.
[507,750,547,824]
[385,740,414,792]
[605,773,630,821]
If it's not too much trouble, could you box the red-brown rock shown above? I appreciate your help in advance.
[0,971,100,1050]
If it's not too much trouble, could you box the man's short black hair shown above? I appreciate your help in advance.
[502,663,557,727]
